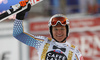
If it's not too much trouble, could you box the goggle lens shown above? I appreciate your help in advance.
[51,17,66,26]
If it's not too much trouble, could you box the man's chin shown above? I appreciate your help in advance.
[53,37,66,43]
[56,39,65,43]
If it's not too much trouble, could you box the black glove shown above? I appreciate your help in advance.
[16,3,31,20]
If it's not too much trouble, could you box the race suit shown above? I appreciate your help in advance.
[13,19,83,60]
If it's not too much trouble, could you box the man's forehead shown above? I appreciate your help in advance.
[52,25,66,29]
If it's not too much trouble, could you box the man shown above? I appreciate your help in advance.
[13,0,83,60]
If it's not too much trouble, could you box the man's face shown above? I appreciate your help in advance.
[52,24,66,43]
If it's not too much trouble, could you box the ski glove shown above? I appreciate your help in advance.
[16,0,31,20]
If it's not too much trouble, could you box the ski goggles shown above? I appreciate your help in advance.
[51,17,67,26]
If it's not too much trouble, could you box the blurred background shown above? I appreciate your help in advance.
[0,0,100,60]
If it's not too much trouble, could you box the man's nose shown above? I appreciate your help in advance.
[57,29,62,33]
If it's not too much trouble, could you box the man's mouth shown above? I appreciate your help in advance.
[57,35,63,37]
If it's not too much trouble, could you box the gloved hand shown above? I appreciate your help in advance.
[16,0,31,20]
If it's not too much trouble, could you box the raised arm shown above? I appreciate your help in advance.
[13,19,45,50]
[13,0,45,50]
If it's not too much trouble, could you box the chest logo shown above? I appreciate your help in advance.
[45,51,67,60]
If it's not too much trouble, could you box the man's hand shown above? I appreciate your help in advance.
[16,0,31,20]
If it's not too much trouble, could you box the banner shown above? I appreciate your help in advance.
[29,17,100,34]
[67,31,100,60]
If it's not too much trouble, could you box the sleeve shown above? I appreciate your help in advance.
[13,19,46,50]
[74,49,84,60]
